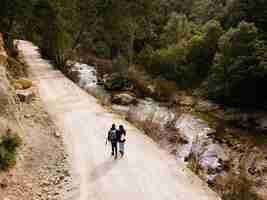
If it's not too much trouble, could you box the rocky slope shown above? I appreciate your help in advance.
[66,61,267,200]
[0,34,73,200]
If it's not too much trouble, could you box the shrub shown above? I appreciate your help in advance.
[187,20,223,78]
[208,21,267,106]
[222,172,258,200]
[0,130,21,170]
[113,55,129,73]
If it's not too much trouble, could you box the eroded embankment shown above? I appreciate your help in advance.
[0,36,73,200]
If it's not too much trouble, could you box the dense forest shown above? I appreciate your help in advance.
[1,0,267,107]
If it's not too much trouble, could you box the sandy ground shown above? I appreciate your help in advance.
[18,40,221,200]
[0,88,72,200]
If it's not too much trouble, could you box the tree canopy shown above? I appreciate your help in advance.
[1,0,267,107]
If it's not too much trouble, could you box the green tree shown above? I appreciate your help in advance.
[208,21,267,105]
[187,20,223,78]
[0,0,34,54]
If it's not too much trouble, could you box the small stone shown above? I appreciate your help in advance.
[54,131,60,138]
[0,178,8,189]
[41,180,50,187]
[24,114,32,118]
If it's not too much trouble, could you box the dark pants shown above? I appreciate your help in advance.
[111,142,117,158]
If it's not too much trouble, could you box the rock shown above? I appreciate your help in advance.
[41,180,50,187]
[54,131,61,138]
[175,114,215,146]
[256,116,267,131]
[175,113,228,181]
[195,100,219,112]
[15,78,33,89]
[111,93,137,105]
[151,106,176,129]
[199,143,228,173]
[68,69,80,83]
[179,96,195,106]
[147,85,156,94]
[127,99,157,124]
[111,105,130,114]
[14,82,23,90]
[103,73,133,91]
[0,178,8,189]
[16,89,34,103]
[127,99,176,132]
[24,114,32,118]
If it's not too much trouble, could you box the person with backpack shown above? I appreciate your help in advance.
[118,125,126,157]
[107,124,119,159]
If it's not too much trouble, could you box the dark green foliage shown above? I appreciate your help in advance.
[0,131,22,170]
[0,0,34,55]
[2,0,267,107]
[208,21,267,106]
[225,0,267,33]
[187,20,223,78]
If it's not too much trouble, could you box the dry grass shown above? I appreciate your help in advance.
[128,66,179,102]
[6,55,28,79]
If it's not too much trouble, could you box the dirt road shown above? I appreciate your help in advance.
[18,40,221,200]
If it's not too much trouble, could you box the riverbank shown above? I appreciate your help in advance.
[66,61,267,200]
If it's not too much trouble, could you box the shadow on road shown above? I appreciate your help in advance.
[90,159,118,182]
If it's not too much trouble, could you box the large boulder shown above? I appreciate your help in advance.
[127,99,157,124]
[175,114,229,181]
[103,73,133,91]
[14,78,33,89]
[16,89,34,103]
[111,93,137,105]
[111,105,130,115]
[255,116,267,131]
[127,99,176,129]
[68,62,97,87]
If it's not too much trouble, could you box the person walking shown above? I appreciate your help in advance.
[118,125,126,157]
[107,124,119,159]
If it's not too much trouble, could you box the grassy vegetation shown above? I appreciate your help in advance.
[0,130,22,170]
[6,56,28,79]
[222,172,258,200]
[187,152,201,175]
[191,111,219,129]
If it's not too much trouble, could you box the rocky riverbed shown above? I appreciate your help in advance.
[67,61,267,199]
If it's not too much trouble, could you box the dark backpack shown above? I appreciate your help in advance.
[109,129,117,141]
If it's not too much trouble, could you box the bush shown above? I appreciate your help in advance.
[222,172,258,200]
[187,20,223,78]
[94,41,111,59]
[113,55,129,73]
[208,21,267,106]
[0,130,21,170]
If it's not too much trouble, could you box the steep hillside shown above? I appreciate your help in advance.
[0,34,72,200]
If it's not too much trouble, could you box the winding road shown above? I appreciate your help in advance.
[18,40,221,200]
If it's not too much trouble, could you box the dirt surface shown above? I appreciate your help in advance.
[0,88,73,200]
[18,40,221,200]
